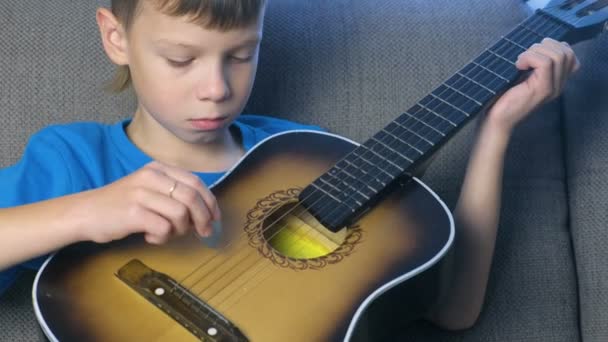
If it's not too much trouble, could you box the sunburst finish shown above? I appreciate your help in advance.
[34,132,453,341]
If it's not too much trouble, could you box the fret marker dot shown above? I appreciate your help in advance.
[207,328,218,336]
[154,288,165,296]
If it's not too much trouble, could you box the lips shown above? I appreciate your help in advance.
[189,117,227,131]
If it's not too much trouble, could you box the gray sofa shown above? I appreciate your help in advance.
[1,0,607,341]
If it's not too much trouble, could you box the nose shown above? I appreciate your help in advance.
[195,62,231,102]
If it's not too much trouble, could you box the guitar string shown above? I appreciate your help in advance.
[142,8,576,336]
[175,11,550,294]
[194,12,570,312]
[150,8,574,327]
[182,11,563,302]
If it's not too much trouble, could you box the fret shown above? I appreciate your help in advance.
[361,143,403,174]
[323,172,370,206]
[334,176,373,205]
[380,126,432,155]
[418,97,459,125]
[428,93,471,120]
[358,144,402,175]
[445,74,495,103]
[393,112,444,144]
[376,126,432,155]
[339,159,382,193]
[369,136,418,173]
[328,178,369,207]
[299,11,581,232]
[370,136,414,163]
[349,149,392,184]
[367,138,413,173]
[317,175,348,197]
[456,71,497,95]
[501,36,527,51]
[433,85,481,115]
[491,39,526,61]
[399,109,447,137]
[377,129,424,155]
[442,82,482,106]
[418,102,456,127]
[316,183,356,209]
[306,196,345,220]
[310,182,350,207]
[317,172,356,202]
[388,118,437,146]
[506,26,541,47]
[471,60,510,82]
[460,64,507,92]
[485,48,516,66]
[529,14,567,38]
[518,22,546,39]
[471,52,514,80]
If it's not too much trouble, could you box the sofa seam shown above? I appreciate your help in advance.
[558,93,583,342]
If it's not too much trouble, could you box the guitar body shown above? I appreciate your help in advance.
[33,131,454,341]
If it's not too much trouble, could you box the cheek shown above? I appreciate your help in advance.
[229,63,258,96]
[133,62,189,108]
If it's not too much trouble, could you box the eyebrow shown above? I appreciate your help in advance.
[153,37,262,50]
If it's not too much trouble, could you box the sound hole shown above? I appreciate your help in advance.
[262,202,347,259]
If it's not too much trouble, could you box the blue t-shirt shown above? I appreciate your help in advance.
[0,114,322,295]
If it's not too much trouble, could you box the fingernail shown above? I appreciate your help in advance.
[201,227,212,238]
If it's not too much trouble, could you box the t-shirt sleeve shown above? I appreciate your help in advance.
[0,128,74,296]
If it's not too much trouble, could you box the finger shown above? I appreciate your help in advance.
[561,41,581,73]
[166,181,214,237]
[146,161,219,235]
[122,198,174,245]
[529,41,564,95]
[516,48,555,99]
[135,187,193,237]
[541,38,570,86]
[147,161,221,220]
[139,212,172,245]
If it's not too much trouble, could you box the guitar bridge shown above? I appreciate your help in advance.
[116,259,248,342]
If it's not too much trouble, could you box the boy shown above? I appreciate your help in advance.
[0,0,579,333]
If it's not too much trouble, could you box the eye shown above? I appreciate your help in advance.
[229,55,253,63]
[166,58,193,68]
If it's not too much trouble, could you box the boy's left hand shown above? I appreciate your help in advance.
[485,38,580,134]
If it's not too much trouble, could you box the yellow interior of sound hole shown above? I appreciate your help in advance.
[264,204,346,259]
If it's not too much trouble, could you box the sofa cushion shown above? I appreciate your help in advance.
[0,1,134,167]
[0,0,581,341]
[248,0,579,341]
[564,33,608,342]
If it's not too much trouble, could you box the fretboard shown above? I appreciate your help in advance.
[300,10,573,231]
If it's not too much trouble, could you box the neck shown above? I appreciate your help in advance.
[126,108,245,173]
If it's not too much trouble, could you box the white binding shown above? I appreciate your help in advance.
[33,129,455,342]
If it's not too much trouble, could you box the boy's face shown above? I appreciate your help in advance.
[124,2,263,144]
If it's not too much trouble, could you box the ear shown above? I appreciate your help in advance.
[96,8,129,66]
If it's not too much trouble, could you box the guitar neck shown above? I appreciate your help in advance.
[300,11,573,231]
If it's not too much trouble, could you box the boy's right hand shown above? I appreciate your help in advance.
[79,161,220,245]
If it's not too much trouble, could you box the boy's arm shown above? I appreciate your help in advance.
[425,118,509,330]
[0,193,94,271]
[426,38,579,330]
[0,161,219,272]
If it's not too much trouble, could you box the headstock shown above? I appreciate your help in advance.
[542,0,608,43]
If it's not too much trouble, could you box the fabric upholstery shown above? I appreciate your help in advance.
[564,33,608,342]
[0,0,598,341]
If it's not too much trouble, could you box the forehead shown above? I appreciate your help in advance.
[130,1,264,43]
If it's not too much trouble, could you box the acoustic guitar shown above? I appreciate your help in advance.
[33,1,608,341]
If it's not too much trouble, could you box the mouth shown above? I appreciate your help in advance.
[188,116,228,131]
